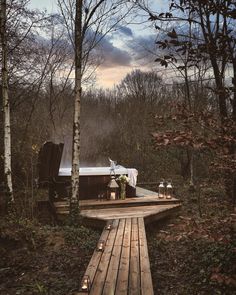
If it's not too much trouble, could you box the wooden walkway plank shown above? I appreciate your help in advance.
[103,219,126,295]
[115,218,132,295]
[138,217,154,295]
[89,219,119,295]
[129,218,141,295]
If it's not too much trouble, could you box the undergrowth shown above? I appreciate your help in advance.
[147,183,236,295]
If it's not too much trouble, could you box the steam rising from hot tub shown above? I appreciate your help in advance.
[51,108,119,168]
[59,134,113,168]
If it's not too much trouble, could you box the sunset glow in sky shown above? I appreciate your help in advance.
[29,0,168,88]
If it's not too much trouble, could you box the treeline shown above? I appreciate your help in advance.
[1,68,218,195]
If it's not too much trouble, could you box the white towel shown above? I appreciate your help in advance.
[127,169,138,188]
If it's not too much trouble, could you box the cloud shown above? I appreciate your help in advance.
[126,33,158,65]
[117,26,133,37]
[94,32,159,84]
[82,28,132,68]
[97,36,132,68]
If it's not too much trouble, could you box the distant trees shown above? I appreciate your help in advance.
[138,0,236,201]
[118,69,163,104]
[143,0,236,120]
[0,0,59,213]
[0,1,70,213]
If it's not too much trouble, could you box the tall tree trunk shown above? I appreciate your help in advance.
[184,66,195,185]
[70,0,82,215]
[190,149,194,186]
[232,60,236,206]
[210,59,228,121]
[198,4,228,121]
[1,0,14,210]
[232,60,236,122]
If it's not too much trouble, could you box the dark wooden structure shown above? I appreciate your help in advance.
[37,141,64,185]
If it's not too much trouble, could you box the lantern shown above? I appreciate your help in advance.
[166,181,173,199]
[80,275,91,292]
[105,222,112,230]
[158,181,165,198]
[107,176,119,200]
[97,239,105,251]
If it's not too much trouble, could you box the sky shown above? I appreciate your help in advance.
[29,0,169,88]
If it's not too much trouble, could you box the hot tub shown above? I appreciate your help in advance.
[56,166,138,200]
[37,142,138,200]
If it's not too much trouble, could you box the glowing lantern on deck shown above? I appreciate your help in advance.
[80,275,91,292]
[166,181,173,199]
[105,222,112,230]
[158,181,165,198]
[107,176,119,200]
[97,240,105,252]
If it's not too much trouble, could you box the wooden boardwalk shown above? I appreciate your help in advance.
[53,187,181,294]
[76,218,153,295]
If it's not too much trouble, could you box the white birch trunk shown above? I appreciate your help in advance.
[71,0,82,209]
[1,0,14,206]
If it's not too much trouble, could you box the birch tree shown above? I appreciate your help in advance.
[0,0,14,210]
[70,0,136,213]
[71,0,83,214]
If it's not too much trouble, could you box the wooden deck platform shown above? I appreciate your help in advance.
[79,186,180,209]
[76,218,153,295]
[54,187,181,225]
[80,203,180,222]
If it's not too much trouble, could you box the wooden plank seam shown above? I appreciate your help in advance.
[89,219,119,294]
[102,219,126,295]
[115,218,131,295]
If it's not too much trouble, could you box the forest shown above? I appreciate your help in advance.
[0,0,235,294]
